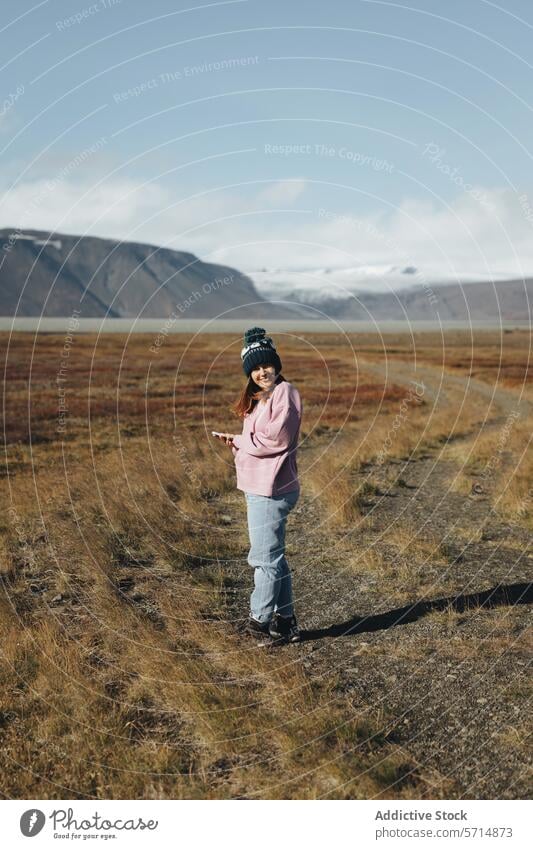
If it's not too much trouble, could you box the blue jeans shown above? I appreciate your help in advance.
[244,489,300,624]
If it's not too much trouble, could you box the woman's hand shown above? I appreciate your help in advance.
[215,432,235,446]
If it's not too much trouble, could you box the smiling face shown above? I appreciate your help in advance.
[251,363,277,391]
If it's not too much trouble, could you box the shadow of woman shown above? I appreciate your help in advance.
[299,581,533,642]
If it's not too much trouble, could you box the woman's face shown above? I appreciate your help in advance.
[251,363,277,391]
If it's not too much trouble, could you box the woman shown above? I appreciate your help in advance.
[214,327,302,646]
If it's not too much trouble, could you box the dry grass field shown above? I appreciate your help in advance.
[0,328,531,799]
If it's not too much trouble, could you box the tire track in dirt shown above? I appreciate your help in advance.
[358,355,533,419]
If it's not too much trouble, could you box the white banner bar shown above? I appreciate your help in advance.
[3,799,531,847]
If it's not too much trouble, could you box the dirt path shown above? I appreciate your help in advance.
[358,355,533,417]
[216,365,532,799]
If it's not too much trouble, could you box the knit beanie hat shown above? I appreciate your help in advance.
[240,327,282,378]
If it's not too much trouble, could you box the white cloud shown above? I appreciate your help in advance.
[256,179,307,206]
[1,175,532,285]
[222,187,533,282]
[384,189,533,278]
[0,177,168,239]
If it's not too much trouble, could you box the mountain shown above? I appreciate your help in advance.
[249,269,533,321]
[1,229,531,321]
[353,277,533,321]
[0,229,307,320]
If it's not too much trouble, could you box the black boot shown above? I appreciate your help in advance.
[269,613,301,643]
[239,616,274,646]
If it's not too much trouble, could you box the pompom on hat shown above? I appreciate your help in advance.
[240,327,282,378]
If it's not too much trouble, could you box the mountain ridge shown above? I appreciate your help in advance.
[0,228,306,320]
[0,228,531,321]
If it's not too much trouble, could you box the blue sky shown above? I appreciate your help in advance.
[1,0,533,285]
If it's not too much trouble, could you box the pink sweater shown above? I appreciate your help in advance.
[231,379,302,497]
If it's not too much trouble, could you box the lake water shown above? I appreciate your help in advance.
[0,318,530,334]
